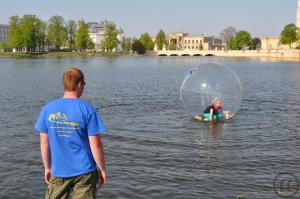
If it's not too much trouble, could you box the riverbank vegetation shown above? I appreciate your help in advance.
[0,51,134,58]
[0,14,169,56]
[0,15,122,53]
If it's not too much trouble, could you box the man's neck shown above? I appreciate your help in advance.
[63,91,80,99]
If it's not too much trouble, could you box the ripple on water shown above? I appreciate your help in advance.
[0,57,300,198]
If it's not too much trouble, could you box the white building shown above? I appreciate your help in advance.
[87,22,105,50]
[0,24,8,43]
[166,32,225,51]
[87,21,124,51]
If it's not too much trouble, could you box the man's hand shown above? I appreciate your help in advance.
[44,169,51,184]
[89,135,107,187]
[98,169,108,187]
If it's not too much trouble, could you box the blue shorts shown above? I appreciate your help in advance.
[201,112,223,120]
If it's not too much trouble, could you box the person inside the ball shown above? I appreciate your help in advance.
[193,98,232,121]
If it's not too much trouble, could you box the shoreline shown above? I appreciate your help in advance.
[0,52,134,58]
[155,50,300,60]
[1,50,300,61]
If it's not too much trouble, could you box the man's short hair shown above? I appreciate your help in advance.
[62,68,85,91]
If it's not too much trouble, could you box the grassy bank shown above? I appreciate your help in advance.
[0,51,133,58]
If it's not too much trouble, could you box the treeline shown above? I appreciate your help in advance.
[220,23,300,50]
[220,26,261,50]
[2,15,298,53]
[1,15,120,52]
[122,29,166,54]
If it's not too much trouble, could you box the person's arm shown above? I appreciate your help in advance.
[209,108,214,121]
[223,110,233,119]
[40,133,51,184]
[89,135,107,187]
[192,115,203,121]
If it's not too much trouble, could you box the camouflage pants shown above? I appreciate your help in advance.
[45,170,98,199]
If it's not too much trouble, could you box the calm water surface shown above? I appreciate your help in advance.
[0,57,300,199]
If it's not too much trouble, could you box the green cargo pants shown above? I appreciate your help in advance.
[45,170,98,199]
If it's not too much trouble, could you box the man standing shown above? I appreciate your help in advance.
[35,68,107,199]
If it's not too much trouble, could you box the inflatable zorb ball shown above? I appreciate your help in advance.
[180,63,243,118]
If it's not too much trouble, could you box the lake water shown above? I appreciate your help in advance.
[0,56,300,198]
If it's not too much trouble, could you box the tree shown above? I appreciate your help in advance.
[102,21,119,52]
[220,26,237,50]
[66,20,77,50]
[8,15,46,52]
[75,20,93,51]
[0,41,8,50]
[47,15,67,50]
[229,37,237,50]
[155,29,166,50]
[199,43,204,50]
[169,44,176,50]
[234,30,253,50]
[132,40,145,54]
[36,18,47,52]
[296,28,300,48]
[87,39,95,50]
[139,33,154,50]
[121,37,132,52]
[280,23,297,48]
[251,37,261,50]
[7,16,22,50]
[20,15,38,52]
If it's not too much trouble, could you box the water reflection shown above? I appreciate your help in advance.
[208,121,223,140]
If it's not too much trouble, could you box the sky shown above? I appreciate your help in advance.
[0,0,297,38]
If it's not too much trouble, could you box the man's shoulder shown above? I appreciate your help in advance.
[45,98,64,107]
[77,99,96,109]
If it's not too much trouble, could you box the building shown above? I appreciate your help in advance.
[297,0,300,28]
[183,35,205,50]
[0,24,8,43]
[260,36,290,50]
[87,22,105,50]
[165,32,225,51]
[167,32,187,50]
[261,0,300,50]
[87,21,124,51]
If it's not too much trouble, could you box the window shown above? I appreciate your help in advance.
[192,40,194,43]
[196,40,198,43]
[192,46,194,49]
[188,40,190,44]
[196,46,198,49]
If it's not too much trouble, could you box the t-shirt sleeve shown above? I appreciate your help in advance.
[34,106,48,134]
[87,110,106,136]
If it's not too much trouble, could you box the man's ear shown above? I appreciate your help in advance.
[77,82,83,89]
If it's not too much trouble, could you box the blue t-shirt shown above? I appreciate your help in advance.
[34,98,106,178]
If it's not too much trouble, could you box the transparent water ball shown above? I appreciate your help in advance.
[180,63,243,119]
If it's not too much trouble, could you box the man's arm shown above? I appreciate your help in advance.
[89,135,107,186]
[40,133,51,184]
